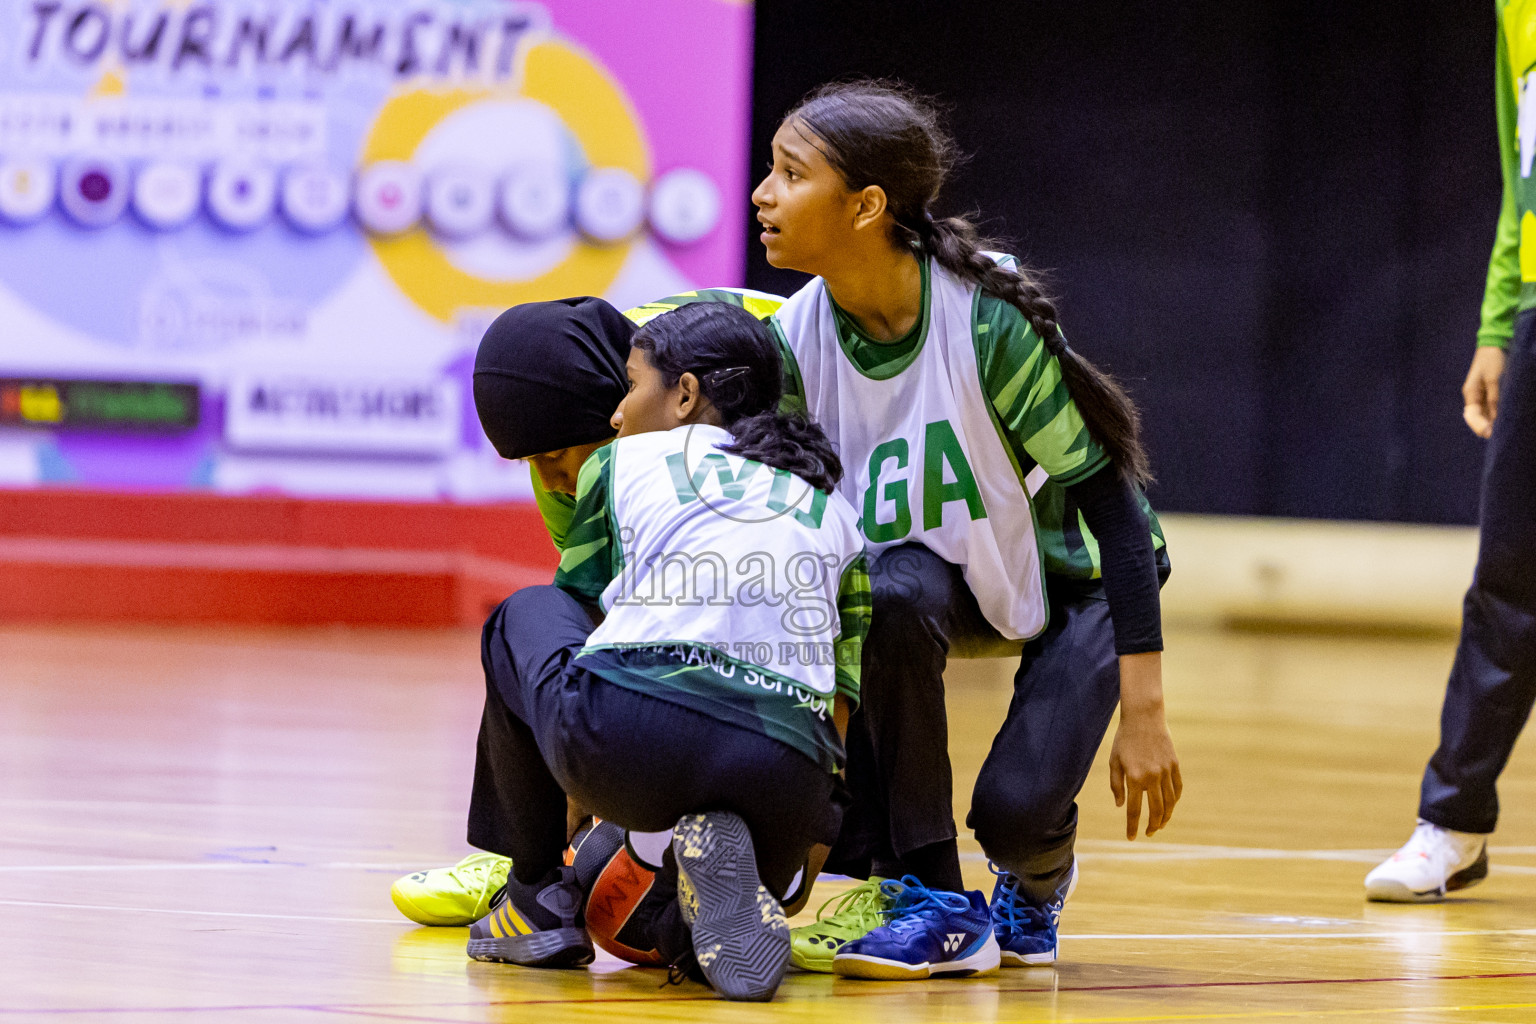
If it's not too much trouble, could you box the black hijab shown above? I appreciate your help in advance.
[473,296,634,459]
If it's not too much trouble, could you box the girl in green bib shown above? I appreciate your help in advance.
[754,80,1182,980]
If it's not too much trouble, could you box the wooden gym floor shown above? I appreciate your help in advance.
[2,619,1535,1022]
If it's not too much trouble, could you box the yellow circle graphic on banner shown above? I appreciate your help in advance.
[360,40,651,322]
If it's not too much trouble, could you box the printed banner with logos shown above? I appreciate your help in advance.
[0,0,750,501]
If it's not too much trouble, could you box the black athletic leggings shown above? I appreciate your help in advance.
[828,543,1121,903]
[466,584,844,899]
[1420,308,1536,834]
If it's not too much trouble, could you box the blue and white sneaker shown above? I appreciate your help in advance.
[989,860,1077,966]
[832,876,1000,980]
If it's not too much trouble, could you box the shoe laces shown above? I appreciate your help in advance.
[662,949,702,989]
[1396,821,1482,869]
[881,875,971,936]
[447,853,509,904]
[988,863,1053,938]
[810,876,895,933]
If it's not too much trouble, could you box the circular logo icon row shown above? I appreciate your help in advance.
[0,158,722,245]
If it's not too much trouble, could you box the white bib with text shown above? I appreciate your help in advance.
[774,261,1046,640]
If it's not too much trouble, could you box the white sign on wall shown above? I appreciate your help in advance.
[225,374,460,456]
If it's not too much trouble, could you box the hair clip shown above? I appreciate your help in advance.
[703,366,751,386]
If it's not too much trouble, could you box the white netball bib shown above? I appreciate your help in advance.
[586,424,865,696]
[774,260,1047,640]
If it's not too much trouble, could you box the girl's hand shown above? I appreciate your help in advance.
[1463,346,1507,438]
[1108,651,1182,840]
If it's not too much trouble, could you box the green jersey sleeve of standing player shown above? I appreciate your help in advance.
[1483,0,1524,349]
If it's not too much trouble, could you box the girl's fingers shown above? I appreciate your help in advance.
[1171,760,1184,800]
[1144,781,1165,835]
[1109,758,1126,806]
[1124,785,1143,840]
[1160,773,1179,826]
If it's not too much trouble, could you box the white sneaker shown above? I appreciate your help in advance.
[1364,821,1488,903]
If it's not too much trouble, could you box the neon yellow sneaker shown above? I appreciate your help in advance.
[391,852,511,926]
[789,876,900,972]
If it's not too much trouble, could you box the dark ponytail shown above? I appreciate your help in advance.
[788,80,1151,486]
[631,302,844,493]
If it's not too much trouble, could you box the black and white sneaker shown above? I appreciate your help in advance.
[671,812,789,1001]
[466,864,594,968]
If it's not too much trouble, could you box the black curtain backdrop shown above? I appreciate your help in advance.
[747,1,1497,523]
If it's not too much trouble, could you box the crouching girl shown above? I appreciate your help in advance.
[466,301,869,1001]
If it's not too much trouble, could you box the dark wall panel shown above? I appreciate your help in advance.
[1404,3,1501,524]
[749,1,1497,524]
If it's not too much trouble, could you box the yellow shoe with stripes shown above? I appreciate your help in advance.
[466,864,593,968]
[390,852,510,927]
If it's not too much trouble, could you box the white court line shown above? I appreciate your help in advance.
[6,845,1536,874]
[5,897,1536,942]
[961,845,1536,868]
[0,861,422,873]
[0,898,398,924]
[6,844,1536,891]
[1065,928,1536,941]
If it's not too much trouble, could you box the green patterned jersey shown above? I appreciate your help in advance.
[554,432,870,773]
[1484,0,1536,347]
[774,257,1166,582]
[532,278,1163,581]
[970,290,1168,579]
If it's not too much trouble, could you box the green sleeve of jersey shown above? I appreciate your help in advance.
[529,465,577,553]
[767,317,808,416]
[973,294,1110,486]
[1482,5,1521,350]
[833,553,871,707]
[552,446,622,603]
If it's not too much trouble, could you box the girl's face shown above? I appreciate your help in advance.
[610,347,710,438]
[751,119,865,273]
[526,441,607,495]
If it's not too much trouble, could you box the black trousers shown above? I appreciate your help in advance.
[466,585,843,899]
[1420,308,1536,835]
[828,543,1120,903]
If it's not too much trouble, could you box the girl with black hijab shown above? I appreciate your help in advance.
[473,296,636,506]
[389,296,636,931]
[390,291,795,933]
[461,302,868,1001]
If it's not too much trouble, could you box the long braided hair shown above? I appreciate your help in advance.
[787,80,1151,485]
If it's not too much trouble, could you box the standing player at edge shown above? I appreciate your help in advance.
[388,289,786,928]
[755,81,1181,980]
[1364,0,1536,902]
